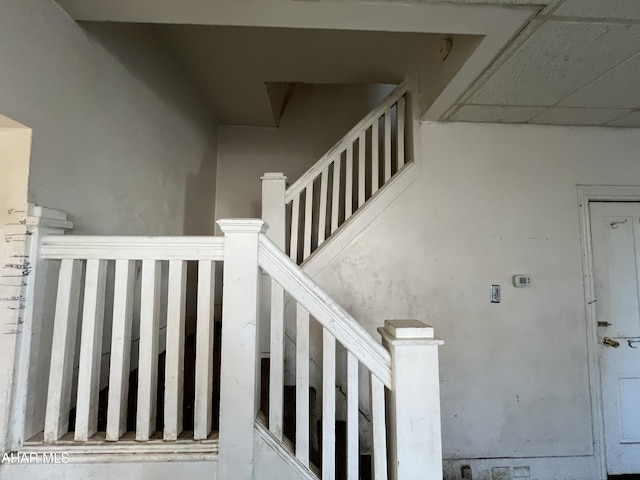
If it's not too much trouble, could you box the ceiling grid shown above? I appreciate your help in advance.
[446,0,640,127]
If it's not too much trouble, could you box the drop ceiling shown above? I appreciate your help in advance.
[443,0,640,127]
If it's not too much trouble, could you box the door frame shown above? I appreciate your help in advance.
[577,185,640,479]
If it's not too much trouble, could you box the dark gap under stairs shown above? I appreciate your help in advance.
[260,358,373,480]
[67,324,372,479]
[69,322,222,438]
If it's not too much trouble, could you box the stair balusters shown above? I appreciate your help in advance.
[282,81,411,265]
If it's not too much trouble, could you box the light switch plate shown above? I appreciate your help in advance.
[491,285,501,303]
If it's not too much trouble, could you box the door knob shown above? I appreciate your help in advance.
[603,337,620,348]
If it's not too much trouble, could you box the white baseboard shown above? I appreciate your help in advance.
[443,455,601,480]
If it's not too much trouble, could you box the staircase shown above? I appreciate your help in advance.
[261,79,419,272]
[3,79,443,480]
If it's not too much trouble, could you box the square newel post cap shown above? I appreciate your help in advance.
[217,218,269,234]
[260,172,287,181]
[26,203,74,230]
[378,319,444,346]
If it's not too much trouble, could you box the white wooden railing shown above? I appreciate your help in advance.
[284,81,411,264]
[217,219,443,480]
[259,233,391,480]
[30,219,442,480]
[40,236,223,443]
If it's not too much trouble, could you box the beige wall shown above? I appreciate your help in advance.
[0,1,218,236]
[0,116,32,454]
[215,83,393,226]
[313,122,640,475]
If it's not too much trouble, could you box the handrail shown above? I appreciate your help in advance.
[285,80,409,203]
[258,234,392,388]
[41,235,225,260]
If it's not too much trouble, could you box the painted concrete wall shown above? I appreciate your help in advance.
[0,1,219,451]
[0,116,32,455]
[0,1,218,236]
[313,122,640,478]
[215,83,393,227]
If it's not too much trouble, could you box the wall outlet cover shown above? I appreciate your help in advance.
[513,466,530,478]
[492,467,510,480]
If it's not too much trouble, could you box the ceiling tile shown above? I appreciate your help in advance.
[449,105,546,122]
[553,0,640,21]
[559,53,640,108]
[467,21,640,106]
[529,107,630,125]
[608,110,640,127]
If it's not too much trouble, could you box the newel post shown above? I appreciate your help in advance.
[261,173,287,248]
[8,204,73,450]
[378,320,444,480]
[217,219,268,480]
[259,173,287,355]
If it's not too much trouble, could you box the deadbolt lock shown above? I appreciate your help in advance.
[602,337,620,348]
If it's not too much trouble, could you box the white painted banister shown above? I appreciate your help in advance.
[346,352,359,480]
[345,145,354,222]
[318,168,329,245]
[278,80,411,265]
[296,304,311,467]
[41,236,225,260]
[217,219,267,480]
[330,155,341,234]
[40,235,225,444]
[396,96,406,169]
[164,260,187,440]
[268,278,285,441]
[136,259,161,441]
[11,205,74,447]
[379,320,444,480]
[371,375,388,480]
[44,259,82,442]
[384,109,392,183]
[322,328,336,480]
[105,259,135,441]
[194,259,216,441]
[258,235,392,387]
[261,173,287,249]
[285,80,408,203]
[257,231,393,479]
[33,218,443,480]
[74,258,108,441]
[371,120,380,195]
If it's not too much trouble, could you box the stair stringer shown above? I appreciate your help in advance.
[274,75,422,469]
[254,419,319,480]
[301,158,419,280]
[279,159,420,456]
[296,75,423,278]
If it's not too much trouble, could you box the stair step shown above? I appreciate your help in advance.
[316,420,372,480]
[76,322,222,437]
[260,358,372,480]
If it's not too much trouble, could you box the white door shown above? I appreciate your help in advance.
[590,202,640,475]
